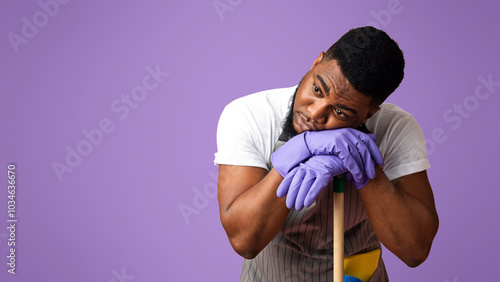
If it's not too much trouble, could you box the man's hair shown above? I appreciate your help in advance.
[322,26,405,106]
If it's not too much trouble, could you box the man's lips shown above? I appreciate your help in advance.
[296,112,314,131]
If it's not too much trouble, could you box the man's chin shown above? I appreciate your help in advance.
[293,123,305,134]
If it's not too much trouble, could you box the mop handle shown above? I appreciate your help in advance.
[333,174,345,282]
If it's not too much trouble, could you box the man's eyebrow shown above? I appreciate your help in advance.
[316,74,358,116]
[316,75,330,96]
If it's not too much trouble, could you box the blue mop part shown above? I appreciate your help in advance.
[344,274,362,282]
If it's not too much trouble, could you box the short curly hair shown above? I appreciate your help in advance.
[322,26,405,106]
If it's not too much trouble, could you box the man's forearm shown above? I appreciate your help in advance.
[359,166,439,267]
[219,167,289,259]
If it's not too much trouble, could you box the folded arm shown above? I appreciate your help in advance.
[359,166,439,267]
[217,165,289,259]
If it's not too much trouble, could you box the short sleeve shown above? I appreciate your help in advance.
[213,100,269,170]
[372,105,431,181]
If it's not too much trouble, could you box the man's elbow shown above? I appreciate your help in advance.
[400,240,434,267]
[229,236,262,259]
[403,217,439,267]
[402,252,428,268]
[221,218,263,259]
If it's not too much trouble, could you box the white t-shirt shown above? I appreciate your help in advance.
[214,85,430,281]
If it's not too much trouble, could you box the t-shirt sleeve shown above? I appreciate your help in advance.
[213,100,269,171]
[379,110,431,181]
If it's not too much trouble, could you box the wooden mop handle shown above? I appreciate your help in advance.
[333,174,345,282]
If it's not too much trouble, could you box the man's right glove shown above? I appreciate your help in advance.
[271,128,383,184]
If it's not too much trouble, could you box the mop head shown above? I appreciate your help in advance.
[344,275,362,282]
[344,248,381,281]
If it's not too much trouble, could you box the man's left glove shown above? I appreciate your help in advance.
[277,155,347,210]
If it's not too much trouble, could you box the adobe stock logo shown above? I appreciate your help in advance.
[425,74,499,155]
[51,65,169,183]
[178,170,218,224]
[7,0,70,54]
[213,0,244,21]
[109,267,135,282]
[335,0,409,64]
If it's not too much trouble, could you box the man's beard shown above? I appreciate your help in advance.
[279,81,301,142]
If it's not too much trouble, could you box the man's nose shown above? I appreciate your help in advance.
[307,102,328,124]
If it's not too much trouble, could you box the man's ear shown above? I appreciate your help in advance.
[362,106,381,124]
[310,52,325,70]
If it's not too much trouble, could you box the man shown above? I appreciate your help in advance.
[214,26,439,281]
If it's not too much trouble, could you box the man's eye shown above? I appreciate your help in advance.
[313,84,320,93]
[335,108,348,118]
[313,84,323,97]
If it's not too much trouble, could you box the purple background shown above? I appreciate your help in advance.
[1,0,498,281]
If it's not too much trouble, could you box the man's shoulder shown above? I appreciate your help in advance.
[367,103,420,139]
[223,85,296,115]
[369,103,415,126]
[377,103,413,118]
[215,86,297,169]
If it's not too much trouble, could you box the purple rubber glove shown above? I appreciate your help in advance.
[271,128,383,184]
[271,133,312,177]
[277,155,348,210]
[303,128,384,183]
[346,172,371,190]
